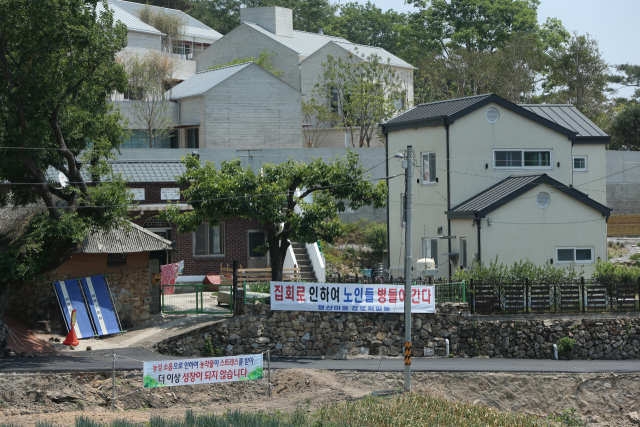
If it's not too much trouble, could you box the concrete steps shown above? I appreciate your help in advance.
[290,242,317,282]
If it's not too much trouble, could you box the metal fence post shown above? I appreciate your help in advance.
[525,278,529,313]
[470,278,474,313]
[581,277,586,313]
[112,350,116,411]
[233,260,238,317]
[554,283,558,312]
[637,277,640,311]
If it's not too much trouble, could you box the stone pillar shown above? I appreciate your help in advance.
[149,258,160,314]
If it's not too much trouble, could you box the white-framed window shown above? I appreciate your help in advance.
[493,149,552,170]
[573,156,588,172]
[401,194,406,226]
[460,238,467,268]
[421,152,436,185]
[422,238,438,267]
[194,223,225,256]
[556,247,594,264]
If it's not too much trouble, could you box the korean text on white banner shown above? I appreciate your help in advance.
[270,282,435,313]
[143,354,263,388]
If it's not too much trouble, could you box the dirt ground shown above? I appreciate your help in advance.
[0,369,637,427]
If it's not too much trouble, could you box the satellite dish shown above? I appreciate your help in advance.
[58,172,68,188]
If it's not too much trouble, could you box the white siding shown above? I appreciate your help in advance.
[120,30,162,56]
[114,101,179,129]
[202,65,302,149]
[195,25,301,90]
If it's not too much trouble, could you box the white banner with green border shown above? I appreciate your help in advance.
[143,354,263,388]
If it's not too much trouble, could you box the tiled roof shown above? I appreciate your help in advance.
[46,161,186,183]
[447,174,611,218]
[167,62,253,100]
[77,221,173,254]
[98,2,162,35]
[383,94,492,125]
[107,0,223,42]
[519,104,609,139]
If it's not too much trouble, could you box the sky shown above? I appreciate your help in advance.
[351,0,639,98]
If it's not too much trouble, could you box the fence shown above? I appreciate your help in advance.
[325,274,466,304]
[161,283,241,315]
[469,278,640,314]
[219,265,302,286]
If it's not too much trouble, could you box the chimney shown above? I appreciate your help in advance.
[240,6,293,38]
[318,28,323,35]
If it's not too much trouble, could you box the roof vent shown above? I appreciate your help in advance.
[486,107,500,123]
[318,28,323,35]
[536,192,550,208]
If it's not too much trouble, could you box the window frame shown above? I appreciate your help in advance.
[555,247,594,264]
[572,156,588,172]
[422,237,438,268]
[421,152,436,186]
[493,149,553,170]
[193,222,225,257]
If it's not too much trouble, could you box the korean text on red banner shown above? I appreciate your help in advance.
[143,354,263,388]
[270,282,435,313]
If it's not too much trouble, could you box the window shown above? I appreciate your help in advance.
[422,238,438,267]
[194,223,224,256]
[107,253,127,267]
[401,194,406,226]
[121,129,178,149]
[493,150,552,170]
[421,152,436,185]
[556,247,594,264]
[187,128,199,149]
[573,156,587,172]
[460,238,467,268]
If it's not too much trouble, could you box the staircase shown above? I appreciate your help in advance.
[290,242,317,282]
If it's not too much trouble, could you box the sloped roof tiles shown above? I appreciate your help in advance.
[97,2,162,35]
[383,94,492,125]
[77,221,173,253]
[520,104,609,139]
[45,161,186,183]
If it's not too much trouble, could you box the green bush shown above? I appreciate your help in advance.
[557,337,576,358]
[592,259,640,283]
[248,282,270,294]
[453,256,582,285]
[629,253,640,260]
[546,408,586,426]
[201,337,223,358]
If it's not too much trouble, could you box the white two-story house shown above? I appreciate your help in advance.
[381,94,611,278]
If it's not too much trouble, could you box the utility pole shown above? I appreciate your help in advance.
[403,145,413,392]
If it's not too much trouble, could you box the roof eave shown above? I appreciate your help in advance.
[446,210,477,219]
[573,136,611,144]
[381,116,445,132]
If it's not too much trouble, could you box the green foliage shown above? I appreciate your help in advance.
[364,222,387,262]
[206,49,283,76]
[137,3,186,44]
[161,150,386,280]
[592,260,640,283]
[201,338,223,358]
[143,375,165,388]
[453,256,582,285]
[630,253,640,260]
[608,102,640,150]
[316,53,407,147]
[608,63,640,99]
[322,220,387,274]
[546,408,586,426]
[248,282,271,294]
[557,337,576,358]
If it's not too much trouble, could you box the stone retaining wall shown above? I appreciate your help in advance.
[157,303,640,360]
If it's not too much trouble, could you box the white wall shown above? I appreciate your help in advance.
[202,65,302,149]
[478,183,607,277]
[195,25,301,91]
[119,30,162,56]
[113,101,179,129]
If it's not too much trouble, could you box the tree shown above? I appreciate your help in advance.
[316,52,406,147]
[120,52,178,148]
[0,0,134,352]
[324,2,408,56]
[206,49,283,76]
[137,3,187,54]
[608,103,640,151]
[161,151,387,281]
[608,64,640,99]
[302,98,340,148]
[543,32,608,117]
[127,0,192,11]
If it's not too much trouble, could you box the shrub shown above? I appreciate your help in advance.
[547,408,586,426]
[592,259,640,283]
[557,337,576,357]
[629,253,640,260]
[202,337,223,358]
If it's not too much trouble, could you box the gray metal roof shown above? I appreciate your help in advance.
[451,175,541,213]
[107,0,223,42]
[243,22,347,56]
[77,221,173,254]
[384,94,492,125]
[332,41,415,69]
[46,161,186,183]
[448,174,611,218]
[98,2,162,35]
[519,104,609,139]
[167,62,254,100]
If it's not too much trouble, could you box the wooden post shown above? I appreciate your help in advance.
[525,278,529,313]
[581,277,586,313]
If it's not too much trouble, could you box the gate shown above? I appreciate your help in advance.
[161,283,240,315]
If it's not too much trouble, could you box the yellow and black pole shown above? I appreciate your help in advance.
[403,145,413,392]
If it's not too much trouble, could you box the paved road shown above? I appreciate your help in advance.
[1,348,640,373]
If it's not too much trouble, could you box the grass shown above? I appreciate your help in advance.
[248,282,270,294]
[1,395,559,427]
[608,244,628,259]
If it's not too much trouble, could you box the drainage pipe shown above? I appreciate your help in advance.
[553,344,558,360]
[445,339,450,357]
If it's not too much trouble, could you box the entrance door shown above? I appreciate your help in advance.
[247,230,268,268]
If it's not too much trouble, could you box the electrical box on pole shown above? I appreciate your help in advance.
[404,145,413,392]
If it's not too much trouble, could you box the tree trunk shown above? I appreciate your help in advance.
[269,236,290,282]
[0,281,20,354]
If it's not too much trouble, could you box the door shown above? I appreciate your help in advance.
[247,230,268,268]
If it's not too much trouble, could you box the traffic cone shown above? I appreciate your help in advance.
[63,309,80,347]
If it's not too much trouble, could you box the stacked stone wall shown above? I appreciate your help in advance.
[157,303,640,361]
